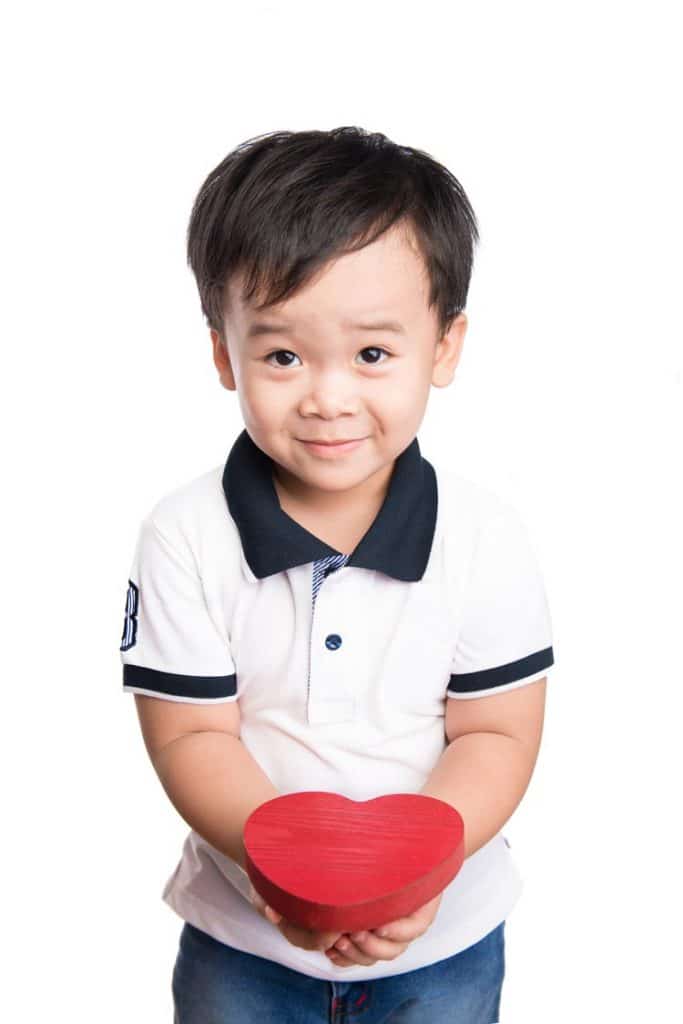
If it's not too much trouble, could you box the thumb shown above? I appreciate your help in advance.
[250,885,283,924]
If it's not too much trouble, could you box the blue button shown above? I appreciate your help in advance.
[325,634,342,650]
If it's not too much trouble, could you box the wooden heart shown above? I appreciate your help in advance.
[243,791,464,932]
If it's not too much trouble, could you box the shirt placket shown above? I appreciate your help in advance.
[307,554,356,725]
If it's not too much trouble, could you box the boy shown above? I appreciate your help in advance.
[120,126,554,1023]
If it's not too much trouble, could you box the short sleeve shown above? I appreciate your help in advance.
[447,501,554,699]
[119,515,237,703]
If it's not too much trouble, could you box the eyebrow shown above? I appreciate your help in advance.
[245,318,407,340]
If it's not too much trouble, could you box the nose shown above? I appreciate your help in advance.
[298,368,360,418]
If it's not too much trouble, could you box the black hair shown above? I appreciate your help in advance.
[186,126,479,342]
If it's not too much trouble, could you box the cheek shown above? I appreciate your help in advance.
[382,363,431,411]
[241,377,286,417]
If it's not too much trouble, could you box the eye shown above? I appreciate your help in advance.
[357,347,391,366]
[263,347,391,368]
[264,350,301,368]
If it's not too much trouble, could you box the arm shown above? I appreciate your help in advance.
[325,679,548,969]
[420,677,547,860]
[137,693,347,953]
[135,693,279,869]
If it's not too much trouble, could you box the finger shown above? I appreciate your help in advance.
[327,947,377,968]
[344,931,410,961]
[326,950,353,967]
[371,892,442,942]
[331,935,384,966]
[370,913,427,944]
[252,893,283,925]
[280,920,342,952]
[369,921,418,944]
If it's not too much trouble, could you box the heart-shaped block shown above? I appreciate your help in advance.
[243,792,464,932]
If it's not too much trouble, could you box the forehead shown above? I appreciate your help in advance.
[226,224,430,329]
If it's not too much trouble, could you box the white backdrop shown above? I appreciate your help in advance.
[2,1,681,1020]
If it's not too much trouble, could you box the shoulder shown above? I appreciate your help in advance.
[147,463,225,522]
[429,463,536,591]
[433,462,521,538]
[141,464,239,567]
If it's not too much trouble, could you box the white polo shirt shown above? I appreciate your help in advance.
[119,429,554,981]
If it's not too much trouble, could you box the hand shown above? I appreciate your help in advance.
[249,884,344,954]
[325,892,444,968]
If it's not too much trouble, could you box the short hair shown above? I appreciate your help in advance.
[186,126,479,342]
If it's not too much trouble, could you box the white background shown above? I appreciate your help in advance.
[3,1,681,1020]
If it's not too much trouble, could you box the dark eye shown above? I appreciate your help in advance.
[264,350,300,368]
[357,347,390,365]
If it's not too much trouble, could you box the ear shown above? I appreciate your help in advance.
[210,328,237,391]
[432,313,467,388]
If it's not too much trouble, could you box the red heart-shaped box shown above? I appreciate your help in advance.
[243,792,464,932]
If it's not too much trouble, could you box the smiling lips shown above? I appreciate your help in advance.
[302,438,362,445]
[300,438,366,456]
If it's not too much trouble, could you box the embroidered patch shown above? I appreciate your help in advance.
[120,579,139,651]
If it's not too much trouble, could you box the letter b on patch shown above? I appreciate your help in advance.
[120,579,139,651]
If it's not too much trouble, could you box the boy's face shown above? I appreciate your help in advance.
[211,222,467,505]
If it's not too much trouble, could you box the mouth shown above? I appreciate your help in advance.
[299,437,367,456]
[300,439,363,445]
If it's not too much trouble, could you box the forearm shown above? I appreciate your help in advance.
[420,732,536,860]
[151,731,279,869]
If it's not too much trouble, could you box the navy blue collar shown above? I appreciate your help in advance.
[222,429,437,582]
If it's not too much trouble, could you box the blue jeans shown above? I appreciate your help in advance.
[172,920,505,1023]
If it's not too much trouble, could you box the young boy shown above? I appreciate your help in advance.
[120,126,554,1023]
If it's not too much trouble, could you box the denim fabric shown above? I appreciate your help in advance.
[172,919,505,1023]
